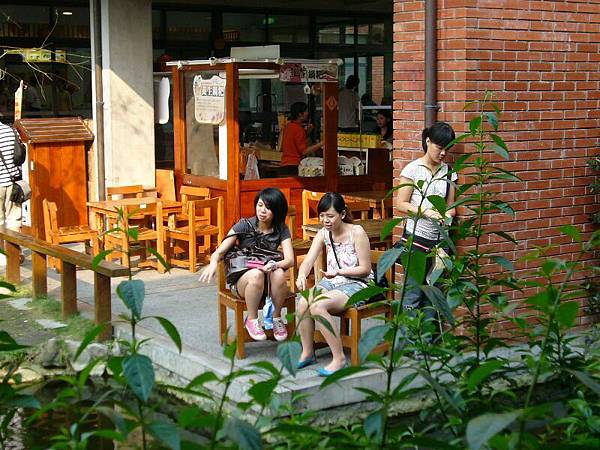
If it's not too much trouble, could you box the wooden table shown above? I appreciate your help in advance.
[344,191,392,219]
[87,197,182,269]
[87,197,181,231]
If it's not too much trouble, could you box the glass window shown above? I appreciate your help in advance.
[166,11,211,41]
[152,10,162,40]
[184,71,222,177]
[370,23,385,46]
[53,7,90,39]
[317,17,354,44]
[223,13,265,43]
[267,15,309,44]
[0,5,50,38]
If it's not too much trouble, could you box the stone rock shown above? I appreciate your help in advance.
[66,340,108,375]
[8,298,33,310]
[35,338,65,368]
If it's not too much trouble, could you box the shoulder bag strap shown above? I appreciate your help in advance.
[0,147,17,182]
[329,230,341,269]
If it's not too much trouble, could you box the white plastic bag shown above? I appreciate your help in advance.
[244,152,260,180]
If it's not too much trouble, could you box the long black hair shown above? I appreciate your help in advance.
[317,192,353,224]
[421,121,456,153]
[254,187,288,230]
[289,102,308,121]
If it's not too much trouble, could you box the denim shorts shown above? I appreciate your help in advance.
[316,278,367,298]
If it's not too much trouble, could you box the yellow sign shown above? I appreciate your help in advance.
[22,48,52,63]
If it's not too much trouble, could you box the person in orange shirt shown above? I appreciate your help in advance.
[279,102,322,176]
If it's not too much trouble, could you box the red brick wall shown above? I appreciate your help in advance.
[392,0,600,326]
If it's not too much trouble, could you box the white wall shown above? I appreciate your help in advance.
[98,0,155,189]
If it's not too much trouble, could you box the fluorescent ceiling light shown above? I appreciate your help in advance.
[62,11,73,16]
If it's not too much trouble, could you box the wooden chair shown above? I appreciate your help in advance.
[106,184,144,199]
[314,249,394,366]
[180,185,210,204]
[42,199,100,270]
[217,261,296,359]
[156,169,176,200]
[163,197,224,272]
[301,190,370,239]
[103,202,166,272]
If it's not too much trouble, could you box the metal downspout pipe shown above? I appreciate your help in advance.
[424,0,438,127]
[91,0,106,200]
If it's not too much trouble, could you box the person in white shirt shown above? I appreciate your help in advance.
[337,75,360,131]
[396,122,458,318]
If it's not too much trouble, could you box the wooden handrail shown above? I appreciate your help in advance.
[0,226,128,340]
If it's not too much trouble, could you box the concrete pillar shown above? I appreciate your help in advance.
[93,0,155,190]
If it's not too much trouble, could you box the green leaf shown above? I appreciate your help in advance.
[74,323,109,361]
[359,324,390,363]
[117,280,145,319]
[7,394,41,409]
[346,285,385,307]
[490,231,517,245]
[376,246,404,283]
[151,316,182,353]
[555,301,578,327]
[251,361,280,377]
[469,116,482,135]
[466,410,521,450]
[148,420,181,450]
[0,281,16,292]
[248,379,278,406]
[427,194,447,216]
[467,359,505,392]
[0,331,28,352]
[187,372,219,389]
[401,246,427,287]
[127,227,139,241]
[421,285,455,326]
[123,354,155,403]
[452,153,472,171]
[87,429,126,442]
[403,437,458,450]
[224,417,262,450]
[364,408,384,443]
[568,370,600,395]
[560,225,581,243]
[319,366,371,389]
[313,314,338,336]
[489,255,514,272]
[485,112,498,131]
[491,144,509,160]
[147,247,170,272]
[490,133,508,151]
[277,341,302,376]
[92,250,114,269]
[417,368,463,414]
[379,218,403,241]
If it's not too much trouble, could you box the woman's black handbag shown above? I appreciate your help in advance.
[10,179,31,204]
[224,222,284,285]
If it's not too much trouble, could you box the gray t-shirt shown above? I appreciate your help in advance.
[401,159,458,241]
[231,217,291,251]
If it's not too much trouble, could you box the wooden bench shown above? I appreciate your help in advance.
[0,226,129,340]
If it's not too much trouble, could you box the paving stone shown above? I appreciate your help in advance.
[8,298,33,310]
[36,319,67,330]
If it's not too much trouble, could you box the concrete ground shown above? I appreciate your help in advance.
[2,246,397,413]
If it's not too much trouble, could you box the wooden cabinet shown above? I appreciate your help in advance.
[15,118,94,239]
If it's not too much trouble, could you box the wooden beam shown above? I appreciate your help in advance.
[94,272,112,341]
[61,261,77,318]
[31,251,47,299]
[225,63,240,230]
[323,82,339,192]
[172,66,186,199]
[5,241,20,284]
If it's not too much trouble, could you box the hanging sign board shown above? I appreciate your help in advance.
[22,48,52,63]
[193,75,226,124]
[14,80,23,120]
[279,63,338,83]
